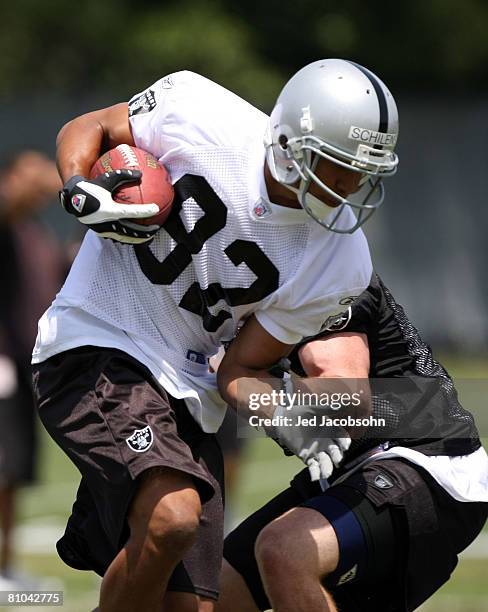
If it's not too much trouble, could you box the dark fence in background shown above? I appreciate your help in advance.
[366,95,488,352]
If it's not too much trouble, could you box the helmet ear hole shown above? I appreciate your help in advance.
[278,134,288,150]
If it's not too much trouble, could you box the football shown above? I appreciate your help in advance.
[89,144,174,226]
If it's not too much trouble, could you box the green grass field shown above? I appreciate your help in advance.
[6,357,488,611]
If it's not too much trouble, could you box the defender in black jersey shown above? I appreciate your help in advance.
[293,274,481,461]
[219,275,488,612]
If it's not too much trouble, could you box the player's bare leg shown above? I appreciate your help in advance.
[96,592,215,612]
[214,559,259,612]
[255,507,339,612]
[98,467,202,612]
[163,592,215,611]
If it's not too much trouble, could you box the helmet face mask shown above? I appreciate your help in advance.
[264,59,399,233]
[286,141,387,233]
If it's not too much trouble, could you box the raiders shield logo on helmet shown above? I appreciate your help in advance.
[126,426,154,453]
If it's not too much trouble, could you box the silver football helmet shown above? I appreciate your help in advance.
[264,59,399,233]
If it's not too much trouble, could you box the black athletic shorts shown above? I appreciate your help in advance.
[32,346,224,601]
[224,458,487,611]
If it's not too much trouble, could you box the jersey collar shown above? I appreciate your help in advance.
[250,146,309,225]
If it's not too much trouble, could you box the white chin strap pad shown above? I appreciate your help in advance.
[287,183,336,222]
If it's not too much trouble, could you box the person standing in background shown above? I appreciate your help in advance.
[0,151,65,589]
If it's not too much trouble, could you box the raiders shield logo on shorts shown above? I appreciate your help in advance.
[321,307,352,333]
[373,473,394,489]
[126,426,154,453]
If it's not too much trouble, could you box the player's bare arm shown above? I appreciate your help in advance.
[299,331,371,404]
[298,331,372,441]
[218,320,369,408]
[217,315,345,415]
[56,102,160,244]
[56,103,134,181]
[217,315,292,416]
[298,331,370,379]
[217,317,362,480]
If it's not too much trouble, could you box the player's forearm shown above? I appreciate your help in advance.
[217,365,281,419]
[218,365,364,421]
[56,103,134,183]
[56,115,106,182]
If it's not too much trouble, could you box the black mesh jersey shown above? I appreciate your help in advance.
[289,274,481,460]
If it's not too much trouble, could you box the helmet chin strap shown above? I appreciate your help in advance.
[285,182,338,223]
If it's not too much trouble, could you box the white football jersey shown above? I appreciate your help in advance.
[33,71,372,432]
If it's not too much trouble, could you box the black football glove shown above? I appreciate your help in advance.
[60,170,161,244]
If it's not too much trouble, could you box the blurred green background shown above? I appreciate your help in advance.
[2,0,488,104]
[1,1,487,610]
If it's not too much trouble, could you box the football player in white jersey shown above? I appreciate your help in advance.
[32,60,399,611]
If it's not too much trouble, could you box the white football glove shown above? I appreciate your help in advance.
[60,170,161,244]
[269,403,351,481]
